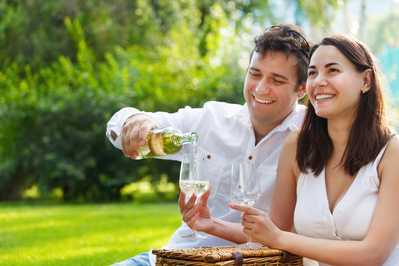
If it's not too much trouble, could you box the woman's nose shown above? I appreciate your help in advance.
[313,74,328,88]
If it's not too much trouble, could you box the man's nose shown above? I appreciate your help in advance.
[255,78,271,94]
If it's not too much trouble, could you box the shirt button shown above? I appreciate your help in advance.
[248,156,253,160]
[207,155,211,159]
[345,198,350,202]
[352,188,356,192]
[331,226,334,232]
[338,208,342,213]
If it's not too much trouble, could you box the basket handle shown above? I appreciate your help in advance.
[280,250,292,263]
[231,252,244,266]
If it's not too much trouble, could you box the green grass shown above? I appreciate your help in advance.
[0,202,182,266]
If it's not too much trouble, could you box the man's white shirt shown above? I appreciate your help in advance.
[106,101,306,265]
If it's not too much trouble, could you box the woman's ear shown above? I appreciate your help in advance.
[361,69,372,93]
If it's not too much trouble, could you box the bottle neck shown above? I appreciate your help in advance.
[173,132,198,146]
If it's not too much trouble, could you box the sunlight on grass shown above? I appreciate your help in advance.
[120,175,179,203]
[0,203,181,266]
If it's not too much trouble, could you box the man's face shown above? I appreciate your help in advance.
[244,51,306,131]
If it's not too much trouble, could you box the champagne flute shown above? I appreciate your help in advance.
[230,162,262,248]
[179,152,209,238]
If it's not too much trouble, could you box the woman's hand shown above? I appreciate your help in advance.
[178,187,215,233]
[228,203,282,247]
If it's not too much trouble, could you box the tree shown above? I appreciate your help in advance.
[366,1,399,53]
[0,0,339,201]
[0,0,338,72]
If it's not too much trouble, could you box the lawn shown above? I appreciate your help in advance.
[0,202,182,266]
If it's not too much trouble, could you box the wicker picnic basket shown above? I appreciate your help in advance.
[152,245,303,266]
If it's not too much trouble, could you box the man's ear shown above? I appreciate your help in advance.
[297,83,306,99]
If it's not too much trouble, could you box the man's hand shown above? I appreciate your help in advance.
[178,187,215,233]
[121,113,159,159]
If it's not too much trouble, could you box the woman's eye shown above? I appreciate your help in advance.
[329,68,338,73]
[308,71,316,76]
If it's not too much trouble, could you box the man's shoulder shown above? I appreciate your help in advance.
[294,103,307,113]
[294,103,307,120]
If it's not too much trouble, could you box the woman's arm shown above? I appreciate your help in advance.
[268,131,299,231]
[182,131,301,243]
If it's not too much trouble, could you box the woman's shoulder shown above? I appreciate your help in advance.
[284,130,300,146]
[378,135,399,177]
[385,135,399,155]
[281,130,302,179]
[280,130,300,159]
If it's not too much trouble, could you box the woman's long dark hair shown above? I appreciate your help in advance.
[297,34,394,176]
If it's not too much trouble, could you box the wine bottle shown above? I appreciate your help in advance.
[136,127,198,159]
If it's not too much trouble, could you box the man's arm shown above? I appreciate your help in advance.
[106,105,203,159]
[106,107,159,159]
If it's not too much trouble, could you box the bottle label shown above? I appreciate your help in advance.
[148,133,166,156]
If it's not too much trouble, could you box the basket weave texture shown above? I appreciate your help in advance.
[152,245,303,266]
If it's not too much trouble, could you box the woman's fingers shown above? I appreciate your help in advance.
[178,191,187,215]
[185,211,200,229]
[200,186,211,206]
[228,203,261,215]
[184,200,202,223]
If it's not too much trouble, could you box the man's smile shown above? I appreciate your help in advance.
[253,95,274,104]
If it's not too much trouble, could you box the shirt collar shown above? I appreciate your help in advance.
[282,103,306,132]
[229,103,306,134]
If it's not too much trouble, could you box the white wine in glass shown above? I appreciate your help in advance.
[179,152,209,239]
[230,162,262,249]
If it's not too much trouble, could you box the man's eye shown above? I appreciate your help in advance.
[250,71,260,76]
[274,79,284,84]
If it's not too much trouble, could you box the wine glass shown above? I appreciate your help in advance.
[230,162,262,248]
[179,152,209,238]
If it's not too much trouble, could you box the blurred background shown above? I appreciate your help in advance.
[1,0,398,203]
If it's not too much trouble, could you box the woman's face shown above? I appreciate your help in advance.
[306,45,369,121]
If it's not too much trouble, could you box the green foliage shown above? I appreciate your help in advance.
[120,176,179,203]
[0,0,338,73]
[288,0,338,28]
[0,0,249,71]
[366,2,399,53]
[0,202,181,265]
[0,0,339,201]
[0,16,243,201]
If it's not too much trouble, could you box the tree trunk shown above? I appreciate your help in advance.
[359,0,367,40]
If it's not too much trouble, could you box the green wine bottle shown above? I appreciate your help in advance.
[136,127,198,159]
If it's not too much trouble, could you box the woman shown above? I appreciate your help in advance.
[184,34,399,266]
[230,34,399,266]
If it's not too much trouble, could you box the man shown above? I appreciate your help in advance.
[106,23,309,266]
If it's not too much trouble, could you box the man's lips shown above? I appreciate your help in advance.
[253,95,274,104]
